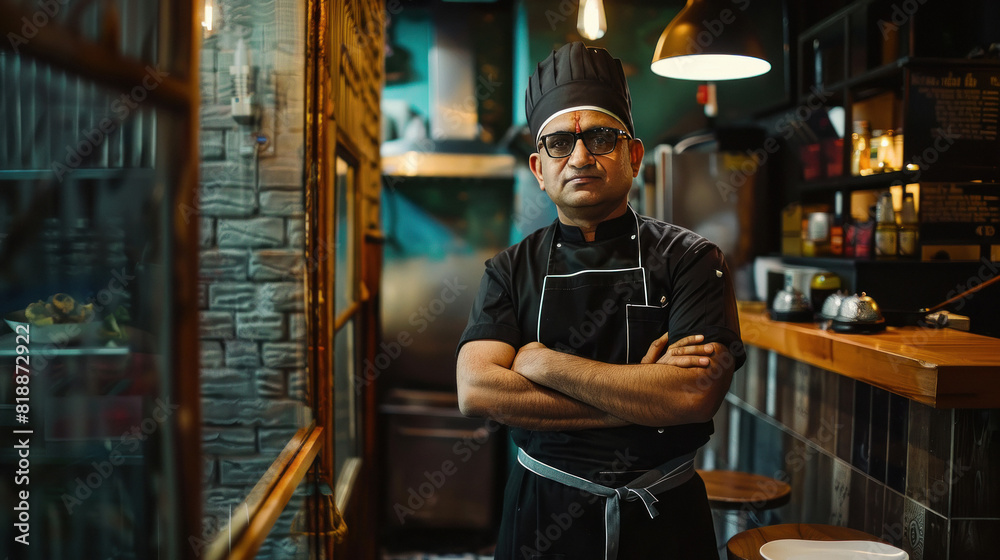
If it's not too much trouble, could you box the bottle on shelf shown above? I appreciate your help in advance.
[870,129,883,173]
[854,205,876,259]
[893,127,905,171]
[875,191,898,258]
[850,121,871,176]
[898,191,920,258]
[876,129,897,173]
[830,191,845,257]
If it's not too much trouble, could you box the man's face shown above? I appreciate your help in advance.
[529,110,644,224]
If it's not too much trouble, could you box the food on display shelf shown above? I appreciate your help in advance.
[23,293,97,325]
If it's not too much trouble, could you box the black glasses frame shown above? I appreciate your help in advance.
[537,127,631,158]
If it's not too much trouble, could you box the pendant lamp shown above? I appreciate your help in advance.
[651,0,770,80]
[578,0,607,41]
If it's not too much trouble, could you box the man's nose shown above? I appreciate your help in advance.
[568,138,595,167]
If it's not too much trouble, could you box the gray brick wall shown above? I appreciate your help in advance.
[197,0,309,549]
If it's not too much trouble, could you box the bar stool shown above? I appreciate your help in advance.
[697,470,792,556]
[726,523,886,560]
[699,470,792,511]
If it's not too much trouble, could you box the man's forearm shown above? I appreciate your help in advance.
[515,344,734,427]
[456,342,630,431]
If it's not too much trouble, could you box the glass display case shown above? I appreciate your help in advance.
[0,0,201,558]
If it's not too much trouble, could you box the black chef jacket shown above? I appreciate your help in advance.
[458,207,745,559]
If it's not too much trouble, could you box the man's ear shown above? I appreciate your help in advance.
[529,152,546,191]
[629,139,645,178]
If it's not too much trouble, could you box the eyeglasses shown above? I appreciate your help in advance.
[537,127,630,158]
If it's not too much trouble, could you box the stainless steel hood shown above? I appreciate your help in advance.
[382,151,516,178]
[381,6,520,179]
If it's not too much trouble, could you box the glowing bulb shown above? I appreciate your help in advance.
[202,2,214,32]
[577,0,607,41]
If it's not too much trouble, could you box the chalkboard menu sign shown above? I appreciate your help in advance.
[920,182,1000,244]
[907,64,1000,174]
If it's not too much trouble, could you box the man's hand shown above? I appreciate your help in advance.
[641,333,714,367]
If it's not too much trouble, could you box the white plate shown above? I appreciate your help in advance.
[760,539,908,560]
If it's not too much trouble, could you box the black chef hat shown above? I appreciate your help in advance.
[526,42,634,145]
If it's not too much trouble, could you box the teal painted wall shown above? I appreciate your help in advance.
[384,6,434,120]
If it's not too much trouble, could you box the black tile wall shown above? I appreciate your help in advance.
[869,387,890,484]
[922,507,949,560]
[864,475,887,540]
[744,345,767,413]
[848,467,869,530]
[906,401,953,516]
[790,361,811,437]
[886,394,909,494]
[714,346,1000,560]
[852,381,873,475]
[835,374,855,463]
[775,354,795,425]
[804,366,839,455]
[829,458,852,526]
[951,409,1000,518]
[882,488,906,546]
[950,519,1000,560]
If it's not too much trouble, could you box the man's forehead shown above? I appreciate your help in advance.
[540,110,622,135]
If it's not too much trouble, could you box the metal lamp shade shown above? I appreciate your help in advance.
[651,0,771,80]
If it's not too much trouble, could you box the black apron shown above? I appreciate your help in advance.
[495,211,718,560]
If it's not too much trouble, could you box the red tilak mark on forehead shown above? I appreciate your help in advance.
[573,113,582,133]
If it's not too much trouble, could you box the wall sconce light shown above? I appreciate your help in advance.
[230,38,257,125]
[201,0,215,34]
[650,0,770,80]
[577,0,607,41]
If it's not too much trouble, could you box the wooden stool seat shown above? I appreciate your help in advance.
[726,523,887,560]
[697,469,791,511]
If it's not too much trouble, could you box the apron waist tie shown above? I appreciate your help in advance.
[516,447,697,560]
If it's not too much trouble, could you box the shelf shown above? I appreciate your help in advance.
[0,168,156,182]
[801,57,1000,105]
[800,58,909,105]
[737,301,1000,408]
[797,167,1000,193]
[796,169,916,192]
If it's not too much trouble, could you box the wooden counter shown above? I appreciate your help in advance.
[737,301,1000,408]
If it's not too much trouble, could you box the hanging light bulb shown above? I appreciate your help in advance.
[577,0,607,41]
[201,0,214,33]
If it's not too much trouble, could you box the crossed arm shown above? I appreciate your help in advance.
[456,333,735,430]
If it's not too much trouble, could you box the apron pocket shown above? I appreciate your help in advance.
[626,304,670,363]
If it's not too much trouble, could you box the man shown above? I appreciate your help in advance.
[456,42,744,560]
